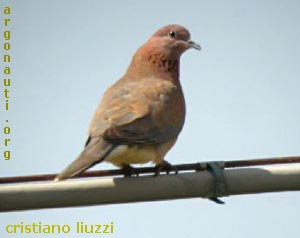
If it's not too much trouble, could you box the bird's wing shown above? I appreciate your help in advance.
[55,78,185,181]
[89,77,185,145]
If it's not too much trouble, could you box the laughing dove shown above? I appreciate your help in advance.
[55,24,200,181]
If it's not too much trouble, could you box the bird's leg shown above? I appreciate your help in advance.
[154,160,174,176]
[122,164,136,177]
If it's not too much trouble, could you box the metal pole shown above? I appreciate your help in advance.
[1,164,300,212]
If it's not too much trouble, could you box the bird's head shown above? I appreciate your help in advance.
[148,24,201,57]
[127,24,200,80]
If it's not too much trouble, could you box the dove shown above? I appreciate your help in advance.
[55,24,200,181]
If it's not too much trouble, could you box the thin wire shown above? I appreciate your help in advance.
[0,156,299,184]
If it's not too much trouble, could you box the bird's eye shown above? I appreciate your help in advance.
[168,31,176,38]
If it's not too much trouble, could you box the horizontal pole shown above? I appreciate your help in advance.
[0,164,300,212]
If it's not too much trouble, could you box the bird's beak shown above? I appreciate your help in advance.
[188,40,201,50]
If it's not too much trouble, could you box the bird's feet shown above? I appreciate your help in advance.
[154,160,178,176]
[122,164,137,177]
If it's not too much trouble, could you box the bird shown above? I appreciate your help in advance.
[55,24,200,181]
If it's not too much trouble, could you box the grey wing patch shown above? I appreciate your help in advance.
[103,114,178,145]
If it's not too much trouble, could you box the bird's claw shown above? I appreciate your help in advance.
[154,160,174,176]
[122,164,137,177]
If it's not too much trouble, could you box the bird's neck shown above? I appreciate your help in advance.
[126,45,181,85]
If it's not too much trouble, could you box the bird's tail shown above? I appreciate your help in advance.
[54,138,114,181]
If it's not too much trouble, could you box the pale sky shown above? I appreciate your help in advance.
[1,1,300,237]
